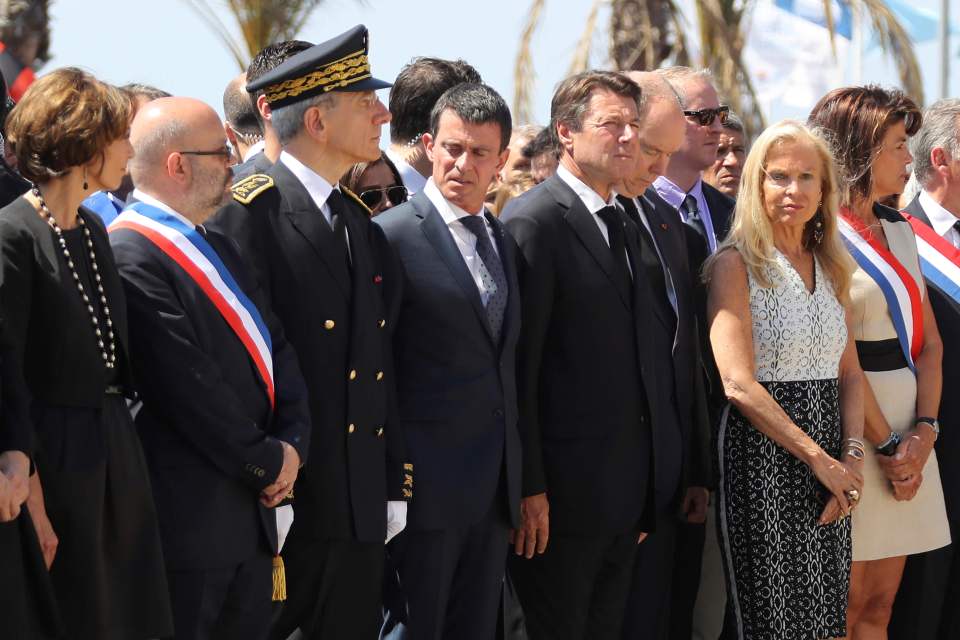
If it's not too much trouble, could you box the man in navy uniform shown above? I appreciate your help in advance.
[210,26,411,640]
[110,96,310,640]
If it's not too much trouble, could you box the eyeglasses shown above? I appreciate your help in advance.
[178,146,233,158]
[683,106,730,127]
[359,185,408,210]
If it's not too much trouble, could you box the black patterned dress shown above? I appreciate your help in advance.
[717,250,851,640]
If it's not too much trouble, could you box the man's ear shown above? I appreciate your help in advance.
[303,106,326,143]
[496,146,510,173]
[256,95,272,122]
[556,121,574,153]
[166,151,188,184]
[422,132,435,162]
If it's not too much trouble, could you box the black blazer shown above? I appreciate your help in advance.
[0,198,134,409]
[209,161,409,543]
[110,220,311,569]
[232,151,273,182]
[702,181,735,245]
[620,194,711,495]
[903,194,960,517]
[501,175,672,535]
[373,193,522,531]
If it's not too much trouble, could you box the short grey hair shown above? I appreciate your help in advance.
[655,66,715,108]
[130,119,187,187]
[911,98,960,188]
[723,110,745,134]
[271,92,338,145]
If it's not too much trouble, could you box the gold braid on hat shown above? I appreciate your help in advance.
[264,50,371,104]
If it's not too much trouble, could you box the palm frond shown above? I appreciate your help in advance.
[568,0,604,75]
[513,0,546,125]
[182,0,247,68]
[856,0,925,104]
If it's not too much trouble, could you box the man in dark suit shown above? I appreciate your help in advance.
[110,97,310,640]
[500,70,677,640]
[231,40,312,181]
[889,99,960,640]
[209,27,411,640]
[652,67,735,253]
[374,82,521,640]
[616,71,711,640]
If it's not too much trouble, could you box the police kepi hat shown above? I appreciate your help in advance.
[247,24,391,108]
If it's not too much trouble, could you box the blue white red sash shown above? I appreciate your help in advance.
[902,211,960,307]
[838,209,923,374]
[109,202,275,407]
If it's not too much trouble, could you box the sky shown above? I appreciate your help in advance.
[44,0,960,132]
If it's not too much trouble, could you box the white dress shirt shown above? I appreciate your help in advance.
[919,190,960,248]
[131,188,196,228]
[423,178,500,306]
[242,140,266,162]
[279,151,352,260]
[385,147,428,195]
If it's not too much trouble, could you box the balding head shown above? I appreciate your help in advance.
[130,97,233,223]
[619,72,686,197]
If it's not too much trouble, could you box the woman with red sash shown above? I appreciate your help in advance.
[810,86,951,638]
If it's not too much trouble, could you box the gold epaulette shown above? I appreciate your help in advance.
[341,185,372,215]
[232,174,275,204]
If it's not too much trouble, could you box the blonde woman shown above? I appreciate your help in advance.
[707,121,865,639]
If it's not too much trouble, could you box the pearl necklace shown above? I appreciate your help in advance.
[32,186,116,369]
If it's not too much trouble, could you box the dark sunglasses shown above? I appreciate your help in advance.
[359,185,408,209]
[683,105,730,127]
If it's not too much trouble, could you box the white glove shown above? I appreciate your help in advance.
[385,500,407,544]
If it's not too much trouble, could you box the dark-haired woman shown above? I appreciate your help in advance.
[341,151,408,216]
[0,67,172,639]
[810,86,950,638]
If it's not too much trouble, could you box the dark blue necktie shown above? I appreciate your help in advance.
[460,214,507,343]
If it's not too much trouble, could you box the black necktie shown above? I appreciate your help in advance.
[595,205,633,305]
[459,214,508,343]
[325,190,352,275]
[681,194,707,243]
[953,219,960,235]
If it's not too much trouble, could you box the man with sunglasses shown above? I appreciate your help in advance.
[652,67,736,255]
[210,26,411,640]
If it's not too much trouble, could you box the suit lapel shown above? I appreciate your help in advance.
[272,162,351,298]
[905,194,932,227]
[547,178,631,310]
[416,194,495,344]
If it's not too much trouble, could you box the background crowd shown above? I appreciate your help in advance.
[0,18,958,640]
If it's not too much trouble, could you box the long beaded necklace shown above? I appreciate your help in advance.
[31,185,116,369]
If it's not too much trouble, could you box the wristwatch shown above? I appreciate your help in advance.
[876,431,902,456]
[916,416,940,438]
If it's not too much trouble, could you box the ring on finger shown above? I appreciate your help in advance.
[845,489,860,503]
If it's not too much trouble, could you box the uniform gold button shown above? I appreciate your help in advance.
[349,369,357,380]
[348,423,356,434]
[324,320,335,330]
[376,371,384,381]
[376,427,384,437]
[378,319,386,328]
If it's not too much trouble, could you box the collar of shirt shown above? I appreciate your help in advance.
[131,189,196,228]
[424,177,486,225]
[242,140,266,163]
[385,147,428,195]
[556,164,617,214]
[919,190,960,239]
[653,175,705,212]
[280,151,339,214]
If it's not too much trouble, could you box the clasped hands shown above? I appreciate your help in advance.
[877,427,934,502]
[260,441,300,508]
[0,450,30,522]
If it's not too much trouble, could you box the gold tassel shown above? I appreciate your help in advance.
[272,555,287,602]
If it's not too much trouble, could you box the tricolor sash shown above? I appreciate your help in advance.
[902,211,960,306]
[109,202,275,407]
[838,210,923,374]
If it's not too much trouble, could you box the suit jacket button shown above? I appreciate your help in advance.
[257,469,265,478]
[376,427,384,437]
[376,371,384,381]
[493,408,504,419]
[349,369,357,381]
[378,319,386,329]
[324,320,335,330]
[348,423,356,434]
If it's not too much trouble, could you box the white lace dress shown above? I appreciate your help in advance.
[717,250,851,640]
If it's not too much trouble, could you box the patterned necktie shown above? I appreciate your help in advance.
[681,194,707,242]
[595,205,634,304]
[459,214,508,343]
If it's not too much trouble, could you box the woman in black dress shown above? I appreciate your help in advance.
[0,67,172,639]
